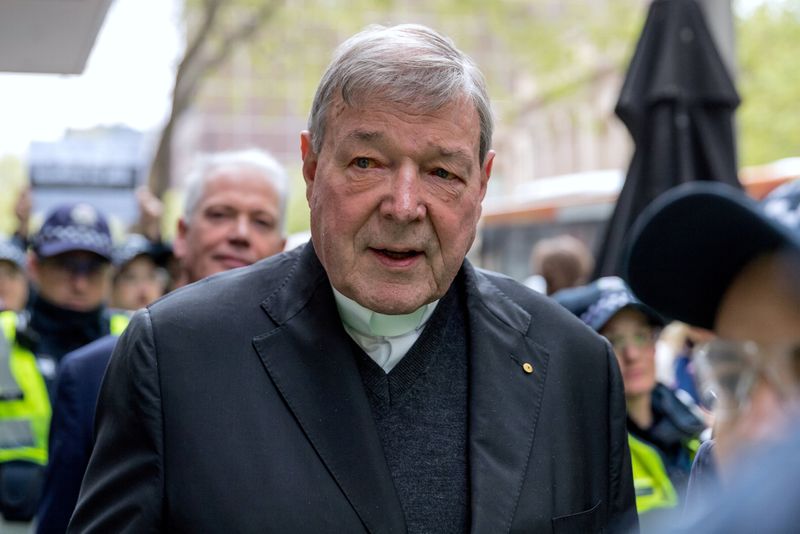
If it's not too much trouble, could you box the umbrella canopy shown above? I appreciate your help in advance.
[593,0,741,277]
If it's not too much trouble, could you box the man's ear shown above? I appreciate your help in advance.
[300,131,318,204]
[479,149,495,201]
[173,218,188,260]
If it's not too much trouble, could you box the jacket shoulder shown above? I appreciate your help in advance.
[148,247,303,318]
[472,267,601,341]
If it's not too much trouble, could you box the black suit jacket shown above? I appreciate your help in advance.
[69,244,636,533]
[37,334,119,534]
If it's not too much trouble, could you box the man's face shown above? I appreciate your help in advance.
[112,256,166,311]
[31,251,111,312]
[711,252,800,470]
[0,260,28,311]
[174,166,286,284]
[301,97,494,314]
[600,307,657,400]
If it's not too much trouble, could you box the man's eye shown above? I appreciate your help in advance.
[205,209,229,219]
[354,157,372,169]
[433,168,455,180]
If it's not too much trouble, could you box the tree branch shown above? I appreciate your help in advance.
[193,0,283,87]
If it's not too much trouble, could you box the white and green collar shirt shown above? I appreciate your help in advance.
[332,288,439,373]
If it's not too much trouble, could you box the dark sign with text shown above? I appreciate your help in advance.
[29,164,138,188]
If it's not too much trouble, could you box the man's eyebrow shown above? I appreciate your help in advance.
[344,130,384,143]
[342,131,475,168]
[436,147,473,166]
[204,203,274,215]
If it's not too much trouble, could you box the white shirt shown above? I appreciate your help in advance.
[332,288,439,373]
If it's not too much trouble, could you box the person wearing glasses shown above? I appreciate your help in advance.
[626,178,800,532]
[554,276,706,529]
[0,202,128,526]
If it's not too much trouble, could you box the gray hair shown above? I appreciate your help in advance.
[182,149,290,232]
[307,24,494,164]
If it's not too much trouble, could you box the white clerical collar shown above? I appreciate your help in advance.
[332,288,438,338]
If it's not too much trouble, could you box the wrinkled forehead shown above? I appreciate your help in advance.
[327,92,481,148]
[198,166,281,205]
[338,78,473,113]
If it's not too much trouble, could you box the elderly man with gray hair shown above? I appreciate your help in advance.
[70,25,635,533]
[172,148,289,287]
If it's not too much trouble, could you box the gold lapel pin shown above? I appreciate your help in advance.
[522,362,534,374]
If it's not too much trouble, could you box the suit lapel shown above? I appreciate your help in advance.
[253,245,406,534]
[464,266,550,533]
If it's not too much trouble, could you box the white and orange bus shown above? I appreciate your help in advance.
[477,158,800,281]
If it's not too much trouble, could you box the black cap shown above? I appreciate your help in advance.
[32,203,112,261]
[624,180,800,330]
[552,276,664,332]
[112,234,157,269]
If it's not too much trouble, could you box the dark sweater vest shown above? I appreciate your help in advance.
[354,283,469,534]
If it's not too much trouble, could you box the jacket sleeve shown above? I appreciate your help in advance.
[605,340,639,533]
[37,356,86,533]
[67,309,164,533]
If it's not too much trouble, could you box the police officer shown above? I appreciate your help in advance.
[554,277,706,530]
[110,233,167,312]
[0,202,126,525]
[0,239,29,312]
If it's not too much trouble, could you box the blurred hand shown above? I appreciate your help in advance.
[136,186,164,241]
[687,326,716,346]
[14,187,31,237]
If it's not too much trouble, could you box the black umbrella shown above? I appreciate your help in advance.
[593,0,741,277]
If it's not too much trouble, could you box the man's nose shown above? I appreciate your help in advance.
[381,165,426,222]
[70,272,92,291]
[230,214,251,242]
[621,340,647,361]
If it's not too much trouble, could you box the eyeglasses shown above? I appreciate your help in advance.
[695,339,800,419]
[605,329,657,354]
[42,256,109,279]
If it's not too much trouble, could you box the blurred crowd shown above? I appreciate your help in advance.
[525,177,800,532]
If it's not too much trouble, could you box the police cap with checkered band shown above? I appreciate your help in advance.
[32,203,113,261]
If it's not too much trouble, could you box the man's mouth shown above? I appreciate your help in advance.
[376,249,422,260]
[216,255,251,268]
[370,247,425,267]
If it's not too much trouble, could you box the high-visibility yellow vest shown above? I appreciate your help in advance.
[0,311,50,465]
[629,433,679,518]
[0,310,129,466]
[109,311,131,336]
